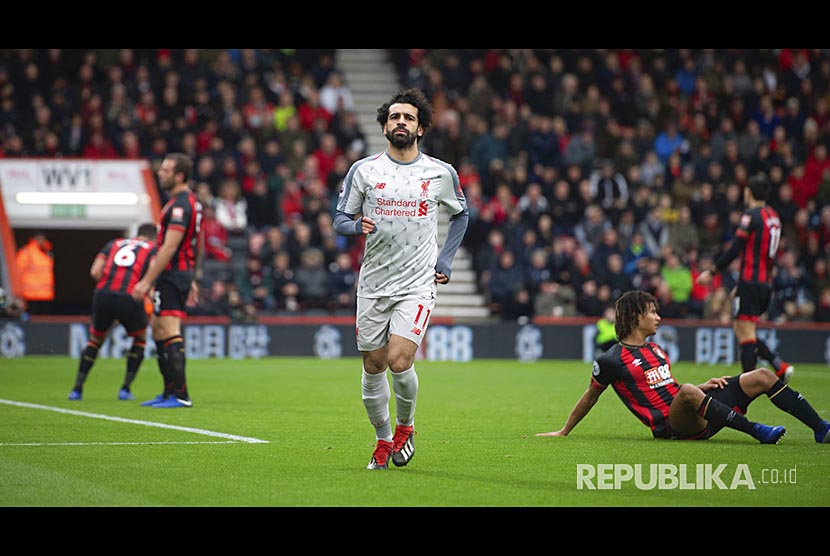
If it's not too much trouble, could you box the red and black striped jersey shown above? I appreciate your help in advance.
[592,341,680,438]
[735,205,781,284]
[95,237,157,294]
[159,189,202,272]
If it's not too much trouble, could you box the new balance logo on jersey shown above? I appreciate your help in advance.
[632,358,643,367]
[375,182,386,189]
[411,326,422,336]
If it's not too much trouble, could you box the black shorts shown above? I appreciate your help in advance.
[153,270,193,318]
[91,290,148,336]
[733,281,772,322]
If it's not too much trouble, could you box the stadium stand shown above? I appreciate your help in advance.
[2,49,829,323]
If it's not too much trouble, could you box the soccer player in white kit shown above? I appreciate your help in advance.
[334,88,469,470]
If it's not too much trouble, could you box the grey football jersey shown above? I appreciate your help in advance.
[337,151,467,298]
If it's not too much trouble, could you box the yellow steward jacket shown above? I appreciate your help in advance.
[16,238,55,301]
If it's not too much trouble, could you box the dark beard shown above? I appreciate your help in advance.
[386,128,417,150]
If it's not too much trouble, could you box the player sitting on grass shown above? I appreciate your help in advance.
[537,289,830,444]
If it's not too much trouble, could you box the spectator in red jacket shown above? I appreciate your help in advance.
[298,88,332,133]
[82,130,117,159]
[201,204,232,262]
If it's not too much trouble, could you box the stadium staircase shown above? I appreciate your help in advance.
[335,49,490,321]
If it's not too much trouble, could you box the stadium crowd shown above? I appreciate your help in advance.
[2,49,830,324]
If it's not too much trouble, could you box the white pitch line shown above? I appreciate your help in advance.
[0,399,270,444]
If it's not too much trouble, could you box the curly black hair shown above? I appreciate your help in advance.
[614,290,659,341]
[376,87,433,133]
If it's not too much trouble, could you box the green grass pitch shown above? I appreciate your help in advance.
[1,355,829,508]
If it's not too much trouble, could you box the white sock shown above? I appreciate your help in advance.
[362,369,391,441]
[391,365,418,427]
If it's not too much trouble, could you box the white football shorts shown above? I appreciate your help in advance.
[355,292,436,352]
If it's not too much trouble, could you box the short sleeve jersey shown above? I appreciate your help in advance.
[735,205,781,284]
[94,237,157,294]
[336,151,467,298]
[158,189,202,273]
[592,341,680,438]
